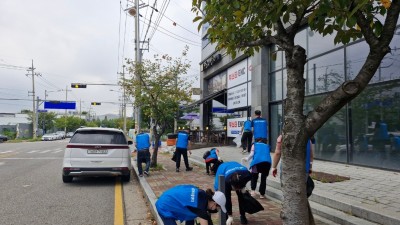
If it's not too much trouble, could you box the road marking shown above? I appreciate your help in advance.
[114,179,124,225]
[39,150,51,153]
[0,162,4,166]
[27,150,38,153]
[52,150,63,153]
[0,157,62,160]
[0,151,13,154]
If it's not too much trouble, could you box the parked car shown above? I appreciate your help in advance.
[62,127,133,183]
[0,134,8,143]
[41,133,57,141]
[55,131,66,139]
[66,132,74,138]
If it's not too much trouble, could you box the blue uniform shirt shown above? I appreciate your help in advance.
[176,132,189,149]
[252,117,268,139]
[136,133,150,151]
[249,142,272,169]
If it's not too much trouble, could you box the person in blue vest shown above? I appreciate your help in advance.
[214,161,252,225]
[252,110,268,142]
[204,148,222,175]
[241,117,253,154]
[135,132,151,177]
[156,184,227,225]
[272,134,314,190]
[175,130,193,172]
[243,138,272,199]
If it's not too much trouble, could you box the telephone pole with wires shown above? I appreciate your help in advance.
[26,60,41,138]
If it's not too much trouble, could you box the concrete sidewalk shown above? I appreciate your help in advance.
[130,145,400,225]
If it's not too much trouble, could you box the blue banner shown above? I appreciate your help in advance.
[44,101,76,110]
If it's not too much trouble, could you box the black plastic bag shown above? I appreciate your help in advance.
[171,150,177,162]
[242,191,264,214]
[306,175,315,198]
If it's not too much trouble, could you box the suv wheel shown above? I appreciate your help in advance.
[62,175,73,183]
[122,173,130,182]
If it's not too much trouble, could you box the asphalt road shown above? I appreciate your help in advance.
[0,140,150,225]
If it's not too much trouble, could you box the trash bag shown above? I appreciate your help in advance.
[306,175,315,198]
[242,191,264,214]
[171,150,177,162]
[233,135,242,148]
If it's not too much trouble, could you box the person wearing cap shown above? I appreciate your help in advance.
[214,161,252,225]
[156,184,226,225]
[252,110,268,142]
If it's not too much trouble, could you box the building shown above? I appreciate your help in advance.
[195,20,400,171]
[0,113,32,139]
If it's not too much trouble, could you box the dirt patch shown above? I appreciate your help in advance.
[311,171,350,183]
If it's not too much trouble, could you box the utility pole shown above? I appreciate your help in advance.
[60,86,71,135]
[26,60,41,138]
[118,67,127,134]
[135,0,141,133]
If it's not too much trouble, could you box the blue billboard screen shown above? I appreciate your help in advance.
[44,101,76,110]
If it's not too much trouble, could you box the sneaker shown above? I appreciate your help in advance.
[259,194,265,199]
[139,174,143,177]
[186,167,193,171]
[250,190,256,197]
[144,171,149,176]
[240,215,248,224]
[176,168,180,172]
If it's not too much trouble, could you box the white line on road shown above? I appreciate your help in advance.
[39,150,51,153]
[27,150,38,153]
[0,151,13,154]
[52,150,63,153]
[0,157,62,160]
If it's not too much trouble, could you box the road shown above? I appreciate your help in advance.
[0,140,151,225]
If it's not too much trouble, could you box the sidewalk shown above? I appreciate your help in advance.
[131,145,400,225]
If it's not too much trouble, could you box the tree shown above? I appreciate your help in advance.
[192,0,399,224]
[123,46,193,167]
[54,116,86,132]
[38,112,57,133]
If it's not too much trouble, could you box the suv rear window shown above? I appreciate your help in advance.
[70,130,127,144]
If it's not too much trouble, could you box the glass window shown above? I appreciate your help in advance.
[270,71,283,101]
[282,69,287,99]
[295,28,307,49]
[350,81,400,170]
[270,45,284,72]
[269,103,283,151]
[71,130,127,144]
[307,49,345,94]
[304,95,348,163]
[346,41,369,81]
[206,71,227,95]
[308,29,342,58]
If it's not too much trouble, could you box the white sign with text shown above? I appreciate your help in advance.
[227,82,251,109]
[227,117,247,137]
[227,59,248,88]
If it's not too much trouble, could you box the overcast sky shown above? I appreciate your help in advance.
[0,0,201,117]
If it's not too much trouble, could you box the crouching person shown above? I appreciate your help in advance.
[214,161,252,225]
[204,148,222,175]
[156,184,227,225]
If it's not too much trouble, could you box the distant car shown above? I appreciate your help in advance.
[66,132,74,138]
[0,134,8,143]
[55,131,66,139]
[41,133,57,141]
[62,127,133,183]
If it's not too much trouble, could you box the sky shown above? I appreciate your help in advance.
[0,0,201,118]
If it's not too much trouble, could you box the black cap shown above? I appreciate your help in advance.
[255,110,261,115]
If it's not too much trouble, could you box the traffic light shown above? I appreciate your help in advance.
[91,102,101,106]
[71,83,87,88]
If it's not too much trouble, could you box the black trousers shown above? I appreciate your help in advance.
[175,147,190,169]
[250,162,271,196]
[241,131,253,152]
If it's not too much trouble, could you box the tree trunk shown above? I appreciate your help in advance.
[150,126,159,167]
[280,45,313,224]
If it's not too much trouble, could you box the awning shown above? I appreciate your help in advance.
[185,89,226,109]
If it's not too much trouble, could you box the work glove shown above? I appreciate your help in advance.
[226,216,233,225]
[240,187,247,194]
[218,156,221,161]
[242,157,248,162]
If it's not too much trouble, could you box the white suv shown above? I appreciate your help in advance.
[62,127,133,183]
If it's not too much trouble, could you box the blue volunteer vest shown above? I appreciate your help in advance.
[253,118,267,139]
[214,161,248,191]
[156,184,199,221]
[249,142,271,169]
[243,120,252,132]
[176,132,189,149]
[206,148,218,160]
[306,140,311,174]
[136,133,150,151]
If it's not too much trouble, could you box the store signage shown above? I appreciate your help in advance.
[227,117,247,137]
[202,54,222,71]
[227,59,248,88]
[227,82,251,110]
